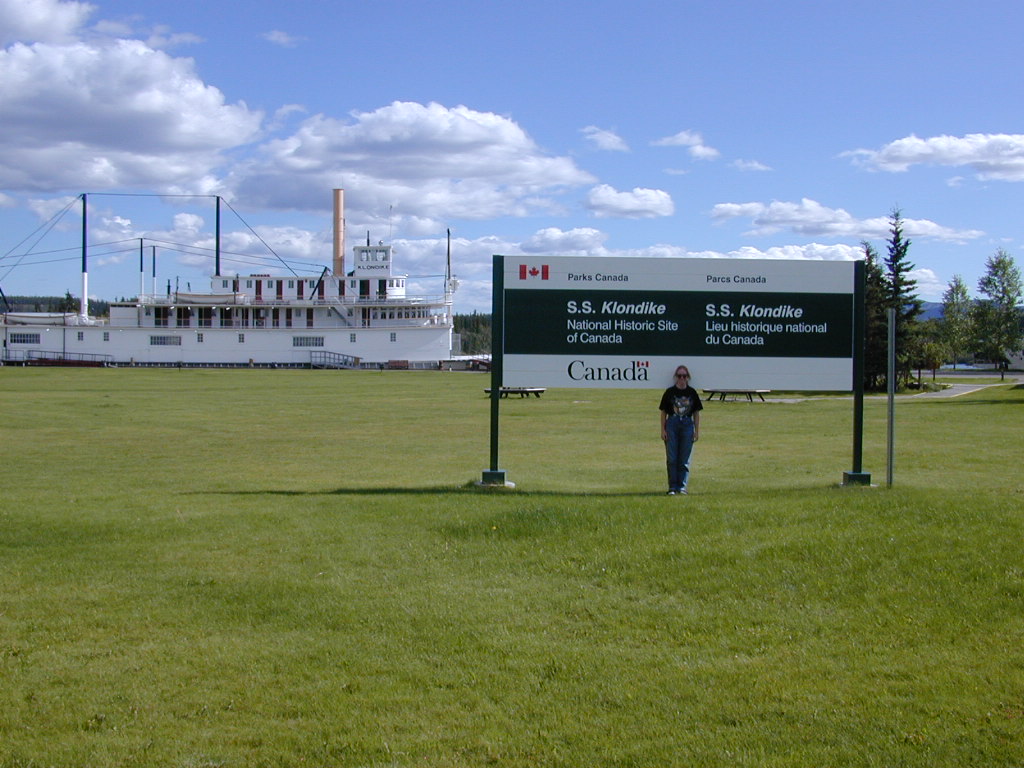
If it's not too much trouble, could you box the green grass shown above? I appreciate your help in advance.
[1,368,1022,767]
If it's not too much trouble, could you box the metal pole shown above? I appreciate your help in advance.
[80,193,88,319]
[844,259,871,485]
[215,196,221,277]
[886,307,896,487]
[481,255,509,486]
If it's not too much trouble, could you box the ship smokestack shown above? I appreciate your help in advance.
[332,189,345,276]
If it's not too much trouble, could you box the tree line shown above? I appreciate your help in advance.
[2,291,111,317]
[454,311,492,356]
[863,209,1023,390]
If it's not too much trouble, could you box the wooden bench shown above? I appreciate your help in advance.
[703,389,770,402]
[485,387,546,398]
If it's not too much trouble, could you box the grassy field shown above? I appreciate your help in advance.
[1,368,1022,767]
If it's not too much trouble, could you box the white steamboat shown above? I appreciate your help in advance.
[1,190,456,367]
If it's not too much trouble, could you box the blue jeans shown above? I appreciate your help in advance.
[665,415,695,492]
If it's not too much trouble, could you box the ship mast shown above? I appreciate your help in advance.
[80,193,88,319]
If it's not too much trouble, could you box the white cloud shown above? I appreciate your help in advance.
[0,0,94,45]
[521,227,608,253]
[732,159,771,172]
[710,198,982,242]
[263,30,304,48]
[585,184,674,219]
[26,194,80,228]
[909,267,945,300]
[847,133,1024,181]
[652,130,720,160]
[0,39,263,191]
[581,126,629,152]
[232,101,596,228]
[144,25,203,50]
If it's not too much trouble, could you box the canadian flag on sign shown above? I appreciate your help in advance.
[519,264,549,280]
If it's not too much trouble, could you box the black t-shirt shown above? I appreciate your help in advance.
[659,385,703,419]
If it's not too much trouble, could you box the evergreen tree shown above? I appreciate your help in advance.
[940,274,973,367]
[972,249,1023,369]
[883,209,922,388]
[57,291,79,313]
[861,241,889,390]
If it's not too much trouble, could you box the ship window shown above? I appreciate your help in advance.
[77,331,84,341]
[238,334,245,343]
[390,332,397,342]
[292,336,325,347]
[350,333,356,343]
[103,332,110,342]
[149,336,182,346]
[266,280,274,288]
[222,280,229,288]
[9,332,40,344]
[246,280,253,288]
[197,333,204,343]
[288,280,294,288]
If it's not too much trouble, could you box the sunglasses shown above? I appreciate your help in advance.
[675,373,689,378]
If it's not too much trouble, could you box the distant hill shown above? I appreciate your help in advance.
[919,301,943,321]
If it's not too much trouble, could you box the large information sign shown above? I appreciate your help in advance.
[497,255,859,391]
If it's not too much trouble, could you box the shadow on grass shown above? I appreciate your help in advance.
[196,482,851,499]
[201,485,658,498]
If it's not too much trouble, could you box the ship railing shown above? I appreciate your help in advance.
[22,350,115,366]
[137,294,451,308]
[290,295,451,307]
[138,294,253,306]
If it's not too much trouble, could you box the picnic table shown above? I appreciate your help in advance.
[485,387,547,398]
[703,389,770,402]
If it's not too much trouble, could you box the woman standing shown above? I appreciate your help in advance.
[659,365,703,495]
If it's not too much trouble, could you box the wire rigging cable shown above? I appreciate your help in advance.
[1,192,321,281]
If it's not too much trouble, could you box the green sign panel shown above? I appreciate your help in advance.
[504,289,852,358]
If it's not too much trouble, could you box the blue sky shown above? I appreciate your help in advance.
[2,0,1023,312]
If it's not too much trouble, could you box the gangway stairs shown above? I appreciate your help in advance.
[310,351,360,369]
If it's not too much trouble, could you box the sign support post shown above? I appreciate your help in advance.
[843,259,871,485]
[485,254,868,488]
[886,307,896,487]
[480,255,511,486]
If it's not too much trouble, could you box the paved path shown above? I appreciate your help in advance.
[763,375,1022,404]
[910,374,1023,398]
